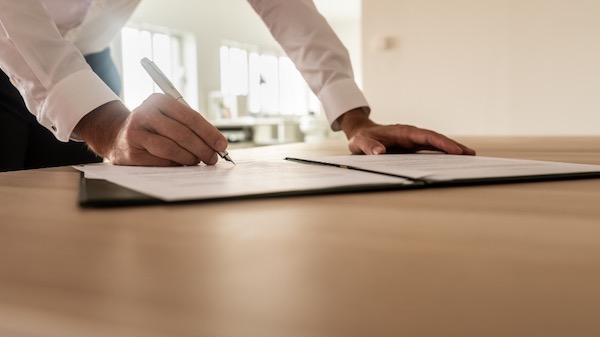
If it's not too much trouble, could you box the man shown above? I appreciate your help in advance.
[0,0,475,172]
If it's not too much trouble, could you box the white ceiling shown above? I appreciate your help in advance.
[313,0,360,21]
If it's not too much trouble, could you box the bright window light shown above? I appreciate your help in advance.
[120,26,188,110]
[259,54,279,114]
[220,44,319,117]
[279,57,307,115]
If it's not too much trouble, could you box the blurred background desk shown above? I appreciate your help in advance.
[1,137,600,337]
[214,116,304,147]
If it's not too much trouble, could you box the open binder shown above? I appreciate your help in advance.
[78,154,600,207]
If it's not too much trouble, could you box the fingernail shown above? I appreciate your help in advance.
[372,146,384,155]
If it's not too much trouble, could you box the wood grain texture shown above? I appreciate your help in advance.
[1,137,599,337]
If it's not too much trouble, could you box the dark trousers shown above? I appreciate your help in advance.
[0,48,121,172]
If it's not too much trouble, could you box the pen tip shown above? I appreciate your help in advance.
[222,153,235,165]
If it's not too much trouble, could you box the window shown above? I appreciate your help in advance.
[118,25,196,110]
[220,44,320,117]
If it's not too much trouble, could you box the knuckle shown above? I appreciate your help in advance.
[176,110,192,125]
[131,109,162,129]
[180,108,200,125]
[179,131,199,146]
[139,93,164,109]
[402,124,417,132]
[147,92,164,103]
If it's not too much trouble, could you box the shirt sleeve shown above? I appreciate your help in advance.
[247,0,370,131]
[0,0,120,142]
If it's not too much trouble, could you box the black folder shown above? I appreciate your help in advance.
[78,154,600,208]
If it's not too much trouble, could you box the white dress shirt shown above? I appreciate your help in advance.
[0,0,369,142]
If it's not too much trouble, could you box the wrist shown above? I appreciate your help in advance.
[337,108,375,139]
[74,100,129,158]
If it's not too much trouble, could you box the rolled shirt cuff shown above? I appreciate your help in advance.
[40,69,120,142]
[318,78,371,131]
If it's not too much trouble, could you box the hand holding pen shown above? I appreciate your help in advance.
[75,58,232,167]
[141,57,235,165]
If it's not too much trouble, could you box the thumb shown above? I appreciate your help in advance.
[349,135,387,155]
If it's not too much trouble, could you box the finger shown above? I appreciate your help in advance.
[455,141,477,155]
[109,141,180,166]
[147,94,229,152]
[425,133,476,155]
[400,126,466,154]
[144,111,220,164]
[425,133,465,155]
[142,132,200,166]
[349,134,387,155]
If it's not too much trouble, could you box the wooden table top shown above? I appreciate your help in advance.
[1,137,599,337]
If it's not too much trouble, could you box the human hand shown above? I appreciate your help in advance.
[75,94,228,166]
[338,109,476,156]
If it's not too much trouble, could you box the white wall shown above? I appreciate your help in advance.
[363,0,600,135]
[128,0,362,117]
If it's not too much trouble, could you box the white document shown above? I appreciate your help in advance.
[75,160,408,202]
[298,154,600,181]
[75,154,600,203]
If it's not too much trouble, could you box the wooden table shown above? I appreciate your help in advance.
[1,137,599,337]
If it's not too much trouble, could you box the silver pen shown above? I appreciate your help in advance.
[140,57,235,165]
